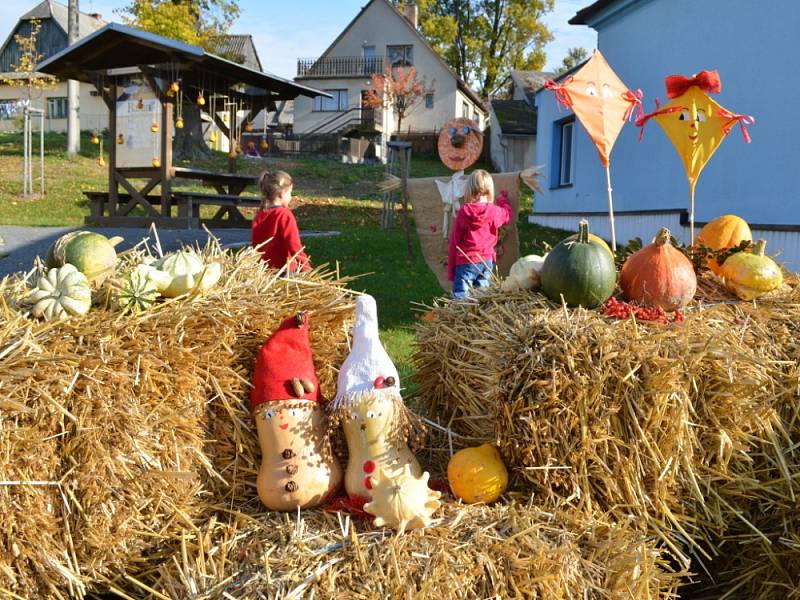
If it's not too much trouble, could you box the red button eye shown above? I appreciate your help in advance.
[363,460,376,474]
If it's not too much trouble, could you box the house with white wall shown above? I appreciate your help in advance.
[531,0,800,269]
[292,0,487,160]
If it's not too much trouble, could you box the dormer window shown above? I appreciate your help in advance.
[387,45,413,67]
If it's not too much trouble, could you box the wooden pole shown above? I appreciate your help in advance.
[399,145,413,258]
[228,102,236,173]
[160,99,173,217]
[108,82,118,216]
[604,165,617,253]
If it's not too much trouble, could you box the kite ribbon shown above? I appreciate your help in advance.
[665,70,722,98]
[622,89,644,122]
[718,109,755,143]
[635,99,684,141]
[544,78,574,110]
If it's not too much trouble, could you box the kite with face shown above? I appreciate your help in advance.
[437,117,483,171]
[636,70,754,241]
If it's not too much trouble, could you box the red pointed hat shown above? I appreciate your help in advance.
[250,312,322,411]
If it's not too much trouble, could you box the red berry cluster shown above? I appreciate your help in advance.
[600,297,685,324]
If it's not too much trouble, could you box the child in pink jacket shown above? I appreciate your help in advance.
[447,169,512,298]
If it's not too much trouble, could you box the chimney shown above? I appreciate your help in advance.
[403,2,418,29]
[89,12,102,20]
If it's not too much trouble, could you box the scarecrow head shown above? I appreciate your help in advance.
[438,117,483,171]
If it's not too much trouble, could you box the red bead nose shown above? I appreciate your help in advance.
[363,460,376,474]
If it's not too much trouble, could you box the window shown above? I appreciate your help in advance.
[552,117,575,187]
[425,93,434,109]
[387,44,413,67]
[47,96,68,119]
[0,100,18,120]
[313,89,348,112]
[462,102,469,119]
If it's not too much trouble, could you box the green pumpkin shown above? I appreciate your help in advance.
[46,231,124,286]
[540,220,617,308]
[116,271,160,313]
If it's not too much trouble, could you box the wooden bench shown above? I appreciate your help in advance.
[172,191,262,228]
[83,191,191,228]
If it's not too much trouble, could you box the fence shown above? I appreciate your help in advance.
[241,132,340,156]
[395,127,492,162]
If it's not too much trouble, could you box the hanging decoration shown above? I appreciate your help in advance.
[175,86,184,129]
[117,133,124,145]
[636,69,755,243]
[97,137,105,167]
[260,106,269,151]
[196,91,205,106]
[544,49,643,252]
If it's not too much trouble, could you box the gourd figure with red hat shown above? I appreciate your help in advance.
[251,312,342,511]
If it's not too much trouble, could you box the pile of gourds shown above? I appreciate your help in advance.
[24,231,223,322]
[502,214,784,315]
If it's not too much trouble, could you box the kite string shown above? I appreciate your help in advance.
[718,109,755,143]
[622,88,644,122]
[635,98,684,141]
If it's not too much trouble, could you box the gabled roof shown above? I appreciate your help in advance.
[510,70,555,106]
[21,0,105,38]
[569,0,634,25]
[209,34,262,71]
[491,99,536,135]
[309,0,487,111]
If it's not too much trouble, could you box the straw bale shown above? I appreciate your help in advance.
[147,502,681,599]
[412,276,800,570]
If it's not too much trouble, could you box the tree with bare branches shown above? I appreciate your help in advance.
[363,67,433,135]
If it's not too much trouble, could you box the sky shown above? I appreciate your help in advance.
[0,0,597,81]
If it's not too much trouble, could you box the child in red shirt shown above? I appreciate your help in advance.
[447,169,512,298]
[251,170,311,273]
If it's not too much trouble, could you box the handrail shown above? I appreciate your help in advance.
[297,56,386,78]
[305,105,379,135]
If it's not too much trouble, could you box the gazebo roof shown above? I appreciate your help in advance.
[37,23,328,101]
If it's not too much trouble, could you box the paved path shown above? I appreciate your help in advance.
[0,226,338,278]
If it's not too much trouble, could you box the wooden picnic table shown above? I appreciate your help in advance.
[171,167,259,196]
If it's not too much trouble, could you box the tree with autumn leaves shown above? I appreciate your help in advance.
[362,67,434,136]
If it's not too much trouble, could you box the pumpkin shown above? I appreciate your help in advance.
[720,239,783,300]
[696,215,752,274]
[447,443,508,504]
[500,254,546,292]
[619,227,697,311]
[566,231,614,259]
[29,264,92,321]
[46,231,124,286]
[364,465,441,533]
[140,250,222,298]
[116,271,160,313]
[540,220,617,308]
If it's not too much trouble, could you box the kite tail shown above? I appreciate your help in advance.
[718,109,755,143]
[622,88,644,122]
[544,77,574,111]
[634,98,684,142]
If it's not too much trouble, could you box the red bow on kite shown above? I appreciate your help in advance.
[665,70,722,99]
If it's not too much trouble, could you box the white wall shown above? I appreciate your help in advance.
[0,81,107,133]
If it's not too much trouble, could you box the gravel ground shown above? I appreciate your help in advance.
[0,226,338,278]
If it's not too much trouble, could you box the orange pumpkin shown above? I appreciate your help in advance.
[620,227,696,311]
[695,215,752,274]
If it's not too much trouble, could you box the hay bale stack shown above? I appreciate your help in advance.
[148,502,682,599]
[412,279,800,570]
[0,246,355,596]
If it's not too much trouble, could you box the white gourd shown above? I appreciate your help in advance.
[364,465,442,534]
[29,264,92,321]
[138,250,222,298]
[500,254,547,292]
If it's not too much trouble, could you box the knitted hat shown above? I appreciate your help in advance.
[332,294,399,411]
[251,312,322,411]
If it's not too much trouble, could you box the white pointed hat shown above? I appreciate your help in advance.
[333,294,400,410]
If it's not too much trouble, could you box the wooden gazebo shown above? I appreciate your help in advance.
[37,23,330,228]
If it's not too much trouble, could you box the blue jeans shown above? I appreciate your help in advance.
[452,261,494,299]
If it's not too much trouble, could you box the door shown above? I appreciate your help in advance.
[362,46,377,75]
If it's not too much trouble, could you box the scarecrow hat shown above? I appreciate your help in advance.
[333,294,400,411]
[251,312,322,411]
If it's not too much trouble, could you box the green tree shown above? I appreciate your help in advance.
[560,47,589,73]
[413,0,554,98]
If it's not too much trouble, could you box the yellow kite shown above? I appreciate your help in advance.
[545,49,642,250]
[636,70,754,242]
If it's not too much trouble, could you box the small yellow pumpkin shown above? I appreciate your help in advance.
[720,239,783,300]
[696,215,752,274]
[447,443,508,504]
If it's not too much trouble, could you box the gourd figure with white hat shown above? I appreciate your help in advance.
[251,312,342,511]
[330,294,425,501]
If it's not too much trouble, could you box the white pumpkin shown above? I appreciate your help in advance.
[500,254,547,292]
[364,464,442,534]
[136,250,222,298]
[29,264,92,321]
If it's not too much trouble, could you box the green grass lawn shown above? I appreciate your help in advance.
[0,131,569,379]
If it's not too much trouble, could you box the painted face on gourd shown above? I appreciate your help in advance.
[343,392,396,447]
[437,117,483,171]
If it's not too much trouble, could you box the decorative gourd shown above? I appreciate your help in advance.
[447,443,508,504]
[175,117,184,129]
[140,250,222,298]
[29,264,92,321]
[620,227,697,311]
[696,215,752,274]
[540,220,617,308]
[45,231,124,286]
[500,254,546,292]
[720,239,783,300]
[116,271,160,313]
[252,314,342,511]
[332,295,424,501]
[364,465,441,534]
